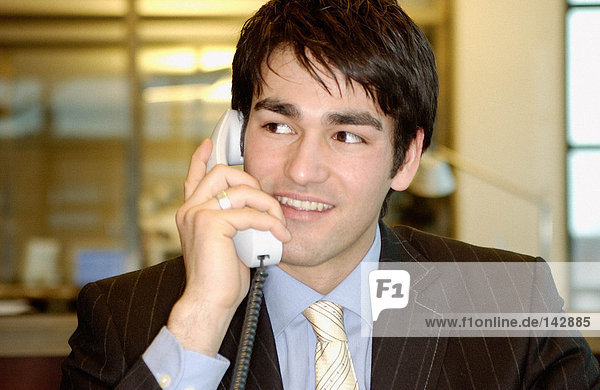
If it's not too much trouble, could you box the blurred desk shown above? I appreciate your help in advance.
[588,337,600,356]
[0,314,77,357]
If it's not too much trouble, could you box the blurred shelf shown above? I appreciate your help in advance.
[0,284,79,301]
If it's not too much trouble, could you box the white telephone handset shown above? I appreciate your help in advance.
[206,109,282,268]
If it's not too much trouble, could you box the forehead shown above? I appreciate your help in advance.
[255,46,384,116]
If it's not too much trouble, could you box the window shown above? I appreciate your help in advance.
[0,0,255,291]
[0,0,451,300]
[566,1,600,311]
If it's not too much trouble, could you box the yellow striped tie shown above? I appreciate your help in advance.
[303,301,359,390]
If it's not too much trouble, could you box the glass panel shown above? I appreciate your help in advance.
[0,78,43,138]
[139,19,244,44]
[0,47,130,284]
[138,43,232,265]
[0,0,126,16]
[566,8,600,146]
[567,151,600,311]
[0,20,126,45]
[567,150,600,237]
[570,290,600,312]
[137,0,264,17]
[568,0,600,5]
[567,150,600,310]
[139,45,236,74]
[52,76,130,139]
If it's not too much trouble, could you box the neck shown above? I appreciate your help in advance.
[278,259,359,295]
[277,222,379,294]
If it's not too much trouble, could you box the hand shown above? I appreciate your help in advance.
[167,139,291,355]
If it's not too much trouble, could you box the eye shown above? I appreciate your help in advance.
[264,122,293,134]
[333,131,364,144]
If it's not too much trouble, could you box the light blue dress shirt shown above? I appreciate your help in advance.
[264,225,380,389]
[143,226,380,389]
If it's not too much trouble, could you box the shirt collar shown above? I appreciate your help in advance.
[264,224,381,337]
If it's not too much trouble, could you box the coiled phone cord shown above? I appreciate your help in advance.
[230,258,268,390]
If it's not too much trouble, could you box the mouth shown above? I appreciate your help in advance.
[275,195,333,212]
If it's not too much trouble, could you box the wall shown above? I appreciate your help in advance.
[451,1,567,276]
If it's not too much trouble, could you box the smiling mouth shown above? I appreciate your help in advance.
[276,196,333,212]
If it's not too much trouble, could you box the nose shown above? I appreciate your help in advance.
[284,134,329,186]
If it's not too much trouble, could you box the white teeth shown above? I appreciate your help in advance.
[276,196,333,211]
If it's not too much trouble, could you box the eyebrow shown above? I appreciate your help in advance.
[253,97,383,131]
[254,98,301,119]
[324,111,383,131]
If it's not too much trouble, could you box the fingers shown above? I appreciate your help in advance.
[192,165,262,205]
[212,185,285,223]
[179,140,288,241]
[184,139,213,200]
[184,141,262,205]
[221,208,291,242]
[179,207,291,244]
[178,184,288,239]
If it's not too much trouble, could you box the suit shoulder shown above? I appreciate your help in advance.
[70,257,186,373]
[389,224,538,263]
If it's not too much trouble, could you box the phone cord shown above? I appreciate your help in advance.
[230,259,268,390]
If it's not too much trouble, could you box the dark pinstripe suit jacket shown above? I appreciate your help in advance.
[61,223,600,389]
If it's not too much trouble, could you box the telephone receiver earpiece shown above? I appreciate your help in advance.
[206,109,282,268]
[208,111,278,387]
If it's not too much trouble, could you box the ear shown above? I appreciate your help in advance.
[390,128,424,191]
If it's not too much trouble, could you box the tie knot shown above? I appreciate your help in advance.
[303,301,347,342]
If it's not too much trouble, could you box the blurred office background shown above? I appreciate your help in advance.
[0,0,599,386]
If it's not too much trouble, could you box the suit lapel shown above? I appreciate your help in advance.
[371,223,448,389]
[245,301,284,389]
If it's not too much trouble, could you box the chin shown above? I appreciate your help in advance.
[280,242,339,269]
[280,251,314,268]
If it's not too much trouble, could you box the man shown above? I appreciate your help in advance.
[61,0,600,389]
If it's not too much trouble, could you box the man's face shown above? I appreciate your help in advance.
[243,48,420,270]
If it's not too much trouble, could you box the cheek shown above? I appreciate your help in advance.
[243,137,279,182]
[354,149,394,182]
[344,162,393,201]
